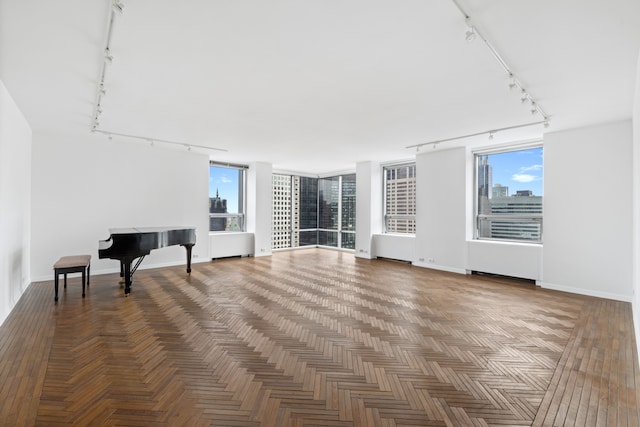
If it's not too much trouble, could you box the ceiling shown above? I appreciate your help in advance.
[1,0,639,174]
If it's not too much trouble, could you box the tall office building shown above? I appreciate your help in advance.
[385,164,416,233]
[298,176,318,246]
[272,174,294,249]
[492,184,509,198]
[489,195,543,241]
[477,157,542,241]
[209,189,228,231]
[272,175,320,249]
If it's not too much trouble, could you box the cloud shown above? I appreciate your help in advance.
[520,164,543,172]
[219,176,232,184]
[511,173,538,183]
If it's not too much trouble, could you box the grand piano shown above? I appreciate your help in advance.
[98,227,196,295]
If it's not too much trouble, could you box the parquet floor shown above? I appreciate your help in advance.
[1,248,639,426]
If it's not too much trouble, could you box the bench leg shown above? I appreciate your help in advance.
[82,268,86,298]
[55,272,59,302]
[64,273,67,289]
[87,264,90,286]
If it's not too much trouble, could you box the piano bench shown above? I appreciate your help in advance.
[54,255,91,302]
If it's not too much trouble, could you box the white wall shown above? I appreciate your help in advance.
[0,80,31,326]
[373,234,414,262]
[355,161,382,259]
[246,161,272,257]
[209,232,254,258]
[632,48,640,357]
[414,147,467,274]
[31,131,210,281]
[467,240,542,280]
[541,120,633,301]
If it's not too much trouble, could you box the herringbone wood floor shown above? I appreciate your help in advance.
[1,249,639,426]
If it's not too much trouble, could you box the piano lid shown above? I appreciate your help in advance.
[108,226,196,234]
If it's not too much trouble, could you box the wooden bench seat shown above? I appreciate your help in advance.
[53,255,91,302]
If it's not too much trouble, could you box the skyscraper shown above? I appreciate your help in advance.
[385,164,416,233]
[272,174,293,249]
[209,189,228,231]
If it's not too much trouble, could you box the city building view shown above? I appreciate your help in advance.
[384,164,416,233]
[477,151,543,242]
[209,164,245,232]
[272,174,354,250]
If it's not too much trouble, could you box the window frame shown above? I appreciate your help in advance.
[209,161,248,233]
[382,162,416,234]
[473,142,543,244]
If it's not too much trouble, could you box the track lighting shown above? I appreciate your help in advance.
[99,83,106,95]
[465,28,476,42]
[406,120,547,151]
[530,102,537,115]
[464,17,476,42]
[104,48,113,64]
[92,129,227,152]
[112,0,124,14]
[450,2,550,122]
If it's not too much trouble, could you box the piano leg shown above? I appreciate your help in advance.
[119,261,125,285]
[182,243,194,274]
[123,261,132,295]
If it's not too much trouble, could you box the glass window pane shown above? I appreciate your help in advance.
[341,174,356,231]
[210,164,245,232]
[384,164,416,234]
[318,230,338,247]
[299,177,318,229]
[318,177,339,230]
[341,232,355,249]
[476,147,543,242]
[299,230,317,246]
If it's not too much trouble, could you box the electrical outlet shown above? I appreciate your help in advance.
[427,258,435,263]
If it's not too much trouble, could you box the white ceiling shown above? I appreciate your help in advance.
[1,0,639,174]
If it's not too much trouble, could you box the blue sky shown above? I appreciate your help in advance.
[488,147,543,196]
[209,166,239,213]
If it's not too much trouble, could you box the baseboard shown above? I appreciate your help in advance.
[537,281,632,302]
[31,257,210,283]
[412,261,467,275]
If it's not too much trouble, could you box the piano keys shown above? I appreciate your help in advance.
[98,226,196,295]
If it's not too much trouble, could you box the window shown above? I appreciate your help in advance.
[272,174,318,249]
[318,174,356,249]
[209,162,247,232]
[475,145,543,242]
[383,163,416,234]
[271,173,355,250]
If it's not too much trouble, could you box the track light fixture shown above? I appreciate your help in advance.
[104,48,113,64]
[407,120,548,151]
[93,129,227,152]
[450,0,550,122]
[112,0,124,14]
[464,17,476,42]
